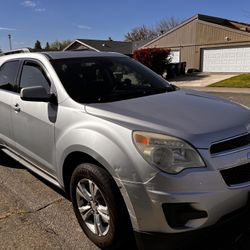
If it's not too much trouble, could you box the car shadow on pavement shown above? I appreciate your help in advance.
[0,150,24,169]
[168,72,208,82]
[0,150,67,199]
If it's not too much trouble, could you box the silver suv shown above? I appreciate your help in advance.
[0,50,250,249]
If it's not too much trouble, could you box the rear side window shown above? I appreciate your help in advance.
[0,61,19,92]
[20,62,51,93]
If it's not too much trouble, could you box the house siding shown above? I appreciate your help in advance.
[196,21,250,45]
[146,20,197,48]
[181,46,199,70]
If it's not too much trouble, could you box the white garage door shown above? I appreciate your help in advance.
[202,47,250,72]
[171,51,180,63]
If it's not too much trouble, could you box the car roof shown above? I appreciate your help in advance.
[42,51,127,60]
[0,50,127,64]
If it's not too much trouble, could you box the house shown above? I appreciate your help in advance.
[143,14,250,72]
[64,38,134,56]
[64,38,150,56]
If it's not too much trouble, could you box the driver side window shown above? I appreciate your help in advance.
[20,61,51,93]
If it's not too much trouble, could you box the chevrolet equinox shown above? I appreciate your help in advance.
[0,50,250,249]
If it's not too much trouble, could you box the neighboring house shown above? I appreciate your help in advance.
[143,14,250,73]
[64,38,150,56]
[132,39,152,52]
[64,38,133,56]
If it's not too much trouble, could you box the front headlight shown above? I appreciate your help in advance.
[133,131,205,174]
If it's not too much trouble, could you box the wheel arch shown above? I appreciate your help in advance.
[61,149,139,230]
[62,150,115,198]
[63,151,96,197]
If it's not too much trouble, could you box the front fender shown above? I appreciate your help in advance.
[55,124,159,230]
[55,127,142,184]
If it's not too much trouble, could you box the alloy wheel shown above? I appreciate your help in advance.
[76,178,110,236]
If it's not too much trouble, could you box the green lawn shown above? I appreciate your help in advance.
[209,74,250,88]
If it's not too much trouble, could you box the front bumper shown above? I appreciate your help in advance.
[134,199,250,250]
[122,146,250,234]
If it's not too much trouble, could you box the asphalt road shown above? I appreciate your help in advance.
[0,152,98,250]
[0,91,250,250]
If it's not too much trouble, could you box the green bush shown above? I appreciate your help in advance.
[133,48,171,74]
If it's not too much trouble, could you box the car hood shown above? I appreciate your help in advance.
[85,89,250,148]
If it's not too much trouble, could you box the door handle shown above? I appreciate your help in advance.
[14,103,21,112]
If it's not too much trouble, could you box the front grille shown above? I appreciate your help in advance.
[210,133,250,154]
[221,163,250,186]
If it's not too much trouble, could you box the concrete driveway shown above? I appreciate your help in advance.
[170,73,237,87]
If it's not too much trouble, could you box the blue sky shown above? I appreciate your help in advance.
[1,0,250,51]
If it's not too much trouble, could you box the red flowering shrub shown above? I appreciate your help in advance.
[133,48,171,74]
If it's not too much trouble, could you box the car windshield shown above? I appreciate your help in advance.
[52,56,174,103]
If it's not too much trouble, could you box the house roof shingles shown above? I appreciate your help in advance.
[76,39,133,55]
[197,14,250,32]
[65,38,153,55]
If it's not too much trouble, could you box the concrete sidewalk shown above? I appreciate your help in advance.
[171,73,237,87]
[170,72,250,94]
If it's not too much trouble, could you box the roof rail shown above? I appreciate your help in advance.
[0,48,31,56]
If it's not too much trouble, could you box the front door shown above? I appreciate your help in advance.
[11,60,57,175]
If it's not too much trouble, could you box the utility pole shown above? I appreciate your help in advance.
[8,34,12,50]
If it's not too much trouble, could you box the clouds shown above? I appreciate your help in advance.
[22,0,37,8]
[0,27,16,31]
[76,24,91,30]
[34,8,45,12]
[21,1,45,12]
[72,23,92,30]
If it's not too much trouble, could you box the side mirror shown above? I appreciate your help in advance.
[21,86,54,102]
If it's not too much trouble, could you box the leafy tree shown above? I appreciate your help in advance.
[34,40,42,50]
[45,42,50,50]
[133,48,171,74]
[125,17,181,41]
[32,39,72,51]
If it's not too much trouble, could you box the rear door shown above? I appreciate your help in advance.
[11,59,57,175]
[0,60,20,147]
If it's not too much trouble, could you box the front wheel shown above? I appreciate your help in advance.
[70,163,135,249]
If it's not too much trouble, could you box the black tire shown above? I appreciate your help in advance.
[70,163,136,250]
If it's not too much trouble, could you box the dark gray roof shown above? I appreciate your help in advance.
[197,14,250,32]
[132,40,152,51]
[77,39,133,55]
[42,51,127,60]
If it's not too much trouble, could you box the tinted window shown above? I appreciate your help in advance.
[52,57,172,103]
[0,61,19,92]
[20,62,50,93]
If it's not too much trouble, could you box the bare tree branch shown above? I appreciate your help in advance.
[124,25,157,42]
[156,16,182,34]
[124,16,182,41]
